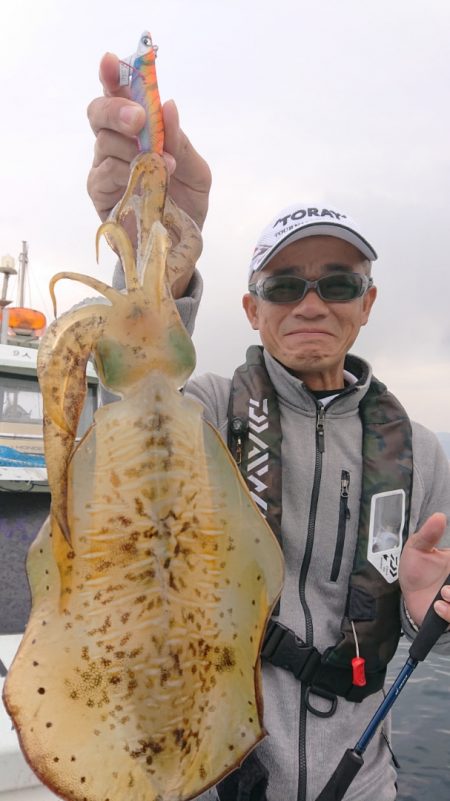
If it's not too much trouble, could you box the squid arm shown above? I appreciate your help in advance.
[108,152,168,272]
[38,269,126,543]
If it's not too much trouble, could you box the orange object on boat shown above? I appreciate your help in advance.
[0,307,46,331]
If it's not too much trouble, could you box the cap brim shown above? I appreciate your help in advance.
[253,222,378,274]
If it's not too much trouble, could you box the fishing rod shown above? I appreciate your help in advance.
[315,574,450,801]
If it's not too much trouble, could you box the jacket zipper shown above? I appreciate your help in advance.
[330,470,351,582]
[297,404,325,801]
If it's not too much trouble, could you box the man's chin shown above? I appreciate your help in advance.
[275,348,342,380]
[279,348,329,372]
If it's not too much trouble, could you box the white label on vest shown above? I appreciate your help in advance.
[247,398,269,516]
[367,489,405,583]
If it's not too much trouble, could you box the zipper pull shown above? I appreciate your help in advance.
[340,471,350,499]
[316,405,325,453]
[340,471,351,519]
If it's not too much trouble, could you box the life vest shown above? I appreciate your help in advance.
[227,345,413,704]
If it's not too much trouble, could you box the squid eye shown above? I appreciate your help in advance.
[142,35,152,47]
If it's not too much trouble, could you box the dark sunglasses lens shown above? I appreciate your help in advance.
[261,276,306,303]
[319,274,363,301]
[256,273,367,303]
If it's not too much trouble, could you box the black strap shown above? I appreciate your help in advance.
[228,345,283,548]
[261,619,387,703]
[216,749,269,801]
[262,620,321,682]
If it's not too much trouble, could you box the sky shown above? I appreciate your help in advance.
[1,0,449,432]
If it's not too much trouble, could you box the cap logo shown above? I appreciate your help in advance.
[250,244,271,262]
[274,207,347,229]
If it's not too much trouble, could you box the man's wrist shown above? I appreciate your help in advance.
[402,599,420,632]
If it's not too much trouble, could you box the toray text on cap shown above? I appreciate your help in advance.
[274,208,348,228]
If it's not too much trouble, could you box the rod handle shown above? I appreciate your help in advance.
[409,573,450,662]
[315,749,364,801]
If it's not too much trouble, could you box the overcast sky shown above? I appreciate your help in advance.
[1,0,449,431]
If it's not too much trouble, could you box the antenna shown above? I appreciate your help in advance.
[17,241,29,307]
[0,254,17,344]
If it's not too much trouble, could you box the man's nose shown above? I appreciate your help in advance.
[292,288,329,315]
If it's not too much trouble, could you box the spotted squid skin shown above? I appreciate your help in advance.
[3,152,284,801]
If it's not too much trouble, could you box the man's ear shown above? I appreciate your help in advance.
[242,293,259,330]
[361,284,377,326]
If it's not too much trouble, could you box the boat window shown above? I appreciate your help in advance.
[0,374,42,424]
[0,373,97,436]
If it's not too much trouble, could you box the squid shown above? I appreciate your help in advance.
[3,33,284,801]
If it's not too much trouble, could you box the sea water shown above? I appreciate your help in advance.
[388,637,450,799]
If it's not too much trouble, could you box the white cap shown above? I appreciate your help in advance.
[248,203,377,277]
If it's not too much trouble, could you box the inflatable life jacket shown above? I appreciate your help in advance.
[227,346,413,705]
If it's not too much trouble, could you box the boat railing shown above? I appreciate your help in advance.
[1,431,84,444]
[0,432,43,441]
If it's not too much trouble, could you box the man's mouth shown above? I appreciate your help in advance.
[285,329,333,337]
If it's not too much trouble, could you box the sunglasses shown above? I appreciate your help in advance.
[248,272,373,304]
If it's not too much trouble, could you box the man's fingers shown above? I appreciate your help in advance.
[98,52,134,99]
[89,157,132,194]
[162,152,177,176]
[435,586,450,620]
[87,96,146,137]
[407,512,448,552]
[163,99,212,191]
[99,52,122,95]
[92,129,139,168]
[162,99,180,157]
[87,158,132,219]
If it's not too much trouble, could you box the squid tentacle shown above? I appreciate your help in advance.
[49,271,121,316]
[96,222,139,291]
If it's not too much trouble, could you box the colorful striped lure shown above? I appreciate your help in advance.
[119,31,164,154]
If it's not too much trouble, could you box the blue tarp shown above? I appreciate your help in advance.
[0,445,46,468]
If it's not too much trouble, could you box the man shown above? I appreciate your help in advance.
[87,53,450,801]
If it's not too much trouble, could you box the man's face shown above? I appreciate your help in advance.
[242,235,377,391]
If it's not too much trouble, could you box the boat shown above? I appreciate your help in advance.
[1,245,98,490]
[0,244,98,799]
[0,342,98,493]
